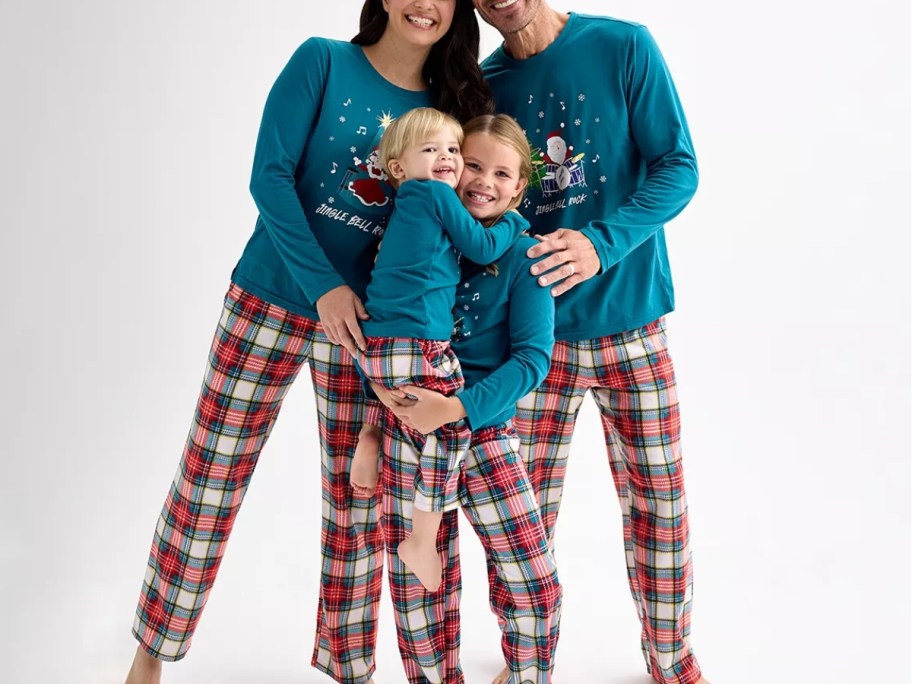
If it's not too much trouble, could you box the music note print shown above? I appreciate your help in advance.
[343,98,351,107]
[471,293,480,302]
[528,94,534,104]
[593,154,600,163]
[330,162,338,174]
[356,126,368,135]
[560,101,566,111]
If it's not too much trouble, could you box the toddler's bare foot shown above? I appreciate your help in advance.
[492,664,511,684]
[397,535,442,591]
[351,425,381,496]
[124,646,161,684]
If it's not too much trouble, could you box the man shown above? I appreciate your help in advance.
[474,1,709,683]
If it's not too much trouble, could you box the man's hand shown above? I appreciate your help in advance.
[387,386,466,435]
[526,228,601,296]
[315,285,369,355]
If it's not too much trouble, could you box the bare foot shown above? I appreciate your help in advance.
[351,425,381,496]
[492,664,511,684]
[124,646,161,684]
[397,535,442,591]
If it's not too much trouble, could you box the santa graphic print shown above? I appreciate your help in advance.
[533,129,587,197]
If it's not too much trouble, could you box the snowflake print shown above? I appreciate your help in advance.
[350,146,357,153]
[574,118,581,126]
[549,92,554,97]
[538,111,545,118]
[320,182,325,188]
[600,175,607,183]
[595,117,601,123]
[594,189,599,195]
[339,116,346,123]
[586,139,591,144]
[578,93,586,102]
[328,196,335,204]
[329,136,335,142]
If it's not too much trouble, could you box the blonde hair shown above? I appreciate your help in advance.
[461,114,532,215]
[379,107,463,187]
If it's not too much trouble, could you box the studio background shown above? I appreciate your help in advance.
[1,1,909,682]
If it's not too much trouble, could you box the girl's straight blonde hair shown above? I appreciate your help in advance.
[462,114,532,216]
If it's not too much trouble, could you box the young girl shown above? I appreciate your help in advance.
[373,115,563,684]
[349,107,526,592]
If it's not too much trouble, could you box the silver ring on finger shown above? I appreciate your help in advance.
[567,262,575,276]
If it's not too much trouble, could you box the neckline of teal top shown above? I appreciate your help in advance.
[490,12,579,70]
[353,44,431,99]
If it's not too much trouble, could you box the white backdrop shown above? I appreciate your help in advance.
[1,1,909,683]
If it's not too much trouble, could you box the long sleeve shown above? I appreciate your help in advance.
[458,255,555,430]
[431,182,528,264]
[579,26,698,272]
[248,39,346,304]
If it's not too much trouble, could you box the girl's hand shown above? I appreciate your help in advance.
[370,382,417,409]
[316,285,370,355]
[390,386,467,434]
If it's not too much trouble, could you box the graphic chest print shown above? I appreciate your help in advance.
[519,91,606,216]
[312,104,396,237]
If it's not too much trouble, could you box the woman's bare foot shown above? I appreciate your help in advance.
[124,646,162,684]
[492,664,511,684]
[397,535,442,591]
[351,425,381,497]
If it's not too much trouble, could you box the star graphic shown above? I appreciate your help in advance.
[378,111,394,129]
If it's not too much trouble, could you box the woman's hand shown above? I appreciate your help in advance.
[316,285,369,355]
[388,386,467,434]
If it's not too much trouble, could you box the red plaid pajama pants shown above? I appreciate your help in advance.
[131,283,383,684]
[504,318,703,684]
[382,420,562,684]
[355,337,471,512]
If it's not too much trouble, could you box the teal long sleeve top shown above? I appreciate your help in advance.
[451,236,555,430]
[363,180,527,341]
[231,38,431,318]
[482,14,698,340]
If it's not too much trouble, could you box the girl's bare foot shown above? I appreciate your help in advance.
[492,664,511,684]
[397,535,442,591]
[351,425,381,496]
[124,646,161,684]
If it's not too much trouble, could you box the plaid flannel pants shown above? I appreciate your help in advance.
[502,318,703,684]
[355,337,471,512]
[382,419,562,684]
[131,283,383,684]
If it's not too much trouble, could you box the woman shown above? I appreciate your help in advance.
[373,115,562,684]
[123,2,491,683]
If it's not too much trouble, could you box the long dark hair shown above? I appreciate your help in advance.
[352,0,494,122]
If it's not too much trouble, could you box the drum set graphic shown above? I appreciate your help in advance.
[532,131,587,198]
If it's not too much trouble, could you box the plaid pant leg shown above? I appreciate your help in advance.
[132,284,312,661]
[310,329,385,684]
[382,422,464,684]
[460,427,562,684]
[590,319,701,684]
[356,338,467,513]
[488,342,586,628]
